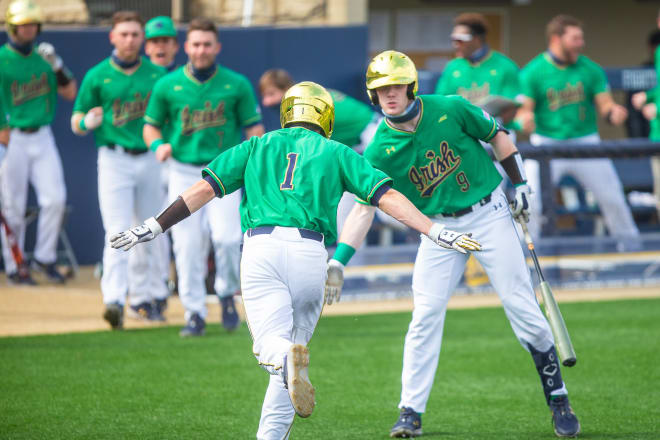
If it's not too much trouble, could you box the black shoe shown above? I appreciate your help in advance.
[220,295,240,331]
[180,313,206,337]
[7,270,37,286]
[154,298,168,316]
[31,260,65,284]
[103,303,124,330]
[390,407,422,438]
[128,301,164,322]
[550,395,581,437]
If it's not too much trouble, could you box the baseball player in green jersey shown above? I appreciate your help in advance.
[258,68,382,233]
[71,11,168,328]
[435,13,532,136]
[145,16,179,71]
[144,18,264,336]
[518,15,639,247]
[110,80,480,440]
[325,51,580,438]
[0,0,77,285]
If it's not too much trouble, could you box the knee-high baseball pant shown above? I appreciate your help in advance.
[241,227,327,440]
[399,187,555,413]
[1,126,66,273]
[98,147,164,306]
[525,133,640,241]
[168,160,242,321]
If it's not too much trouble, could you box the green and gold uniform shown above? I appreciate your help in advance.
[329,89,376,148]
[0,95,8,130]
[145,64,261,163]
[520,53,609,139]
[357,95,500,214]
[203,127,392,245]
[73,56,165,149]
[0,43,57,128]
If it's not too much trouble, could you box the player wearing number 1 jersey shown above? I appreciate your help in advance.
[111,81,481,439]
[329,51,580,438]
[144,18,264,336]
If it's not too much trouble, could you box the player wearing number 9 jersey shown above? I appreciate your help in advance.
[110,81,482,439]
[331,51,580,438]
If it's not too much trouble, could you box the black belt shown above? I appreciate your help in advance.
[439,194,491,218]
[17,126,41,133]
[106,144,149,156]
[247,226,323,242]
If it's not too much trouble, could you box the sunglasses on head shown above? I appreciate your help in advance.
[451,33,473,42]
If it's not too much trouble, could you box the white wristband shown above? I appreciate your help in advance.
[144,216,163,236]
[328,259,345,271]
[428,223,445,242]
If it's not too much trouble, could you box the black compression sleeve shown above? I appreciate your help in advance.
[56,67,73,86]
[155,196,191,232]
[499,152,526,186]
[371,184,392,206]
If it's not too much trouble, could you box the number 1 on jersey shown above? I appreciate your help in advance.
[280,153,299,190]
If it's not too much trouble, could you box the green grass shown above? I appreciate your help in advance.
[1,298,659,439]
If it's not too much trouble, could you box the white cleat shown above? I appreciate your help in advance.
[286,344,315,418]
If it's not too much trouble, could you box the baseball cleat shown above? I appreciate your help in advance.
[549,395,580,437]
[390,407,423,438]
[154,298,168,317]
[220,295,240,331]
[31,259,65,284]
[7,270,37,286]
[128,301,164,322]
[286,344,315,418]
[179,313,206,337]
[103,303,124,330]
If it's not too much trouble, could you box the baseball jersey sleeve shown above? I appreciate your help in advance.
[338,145,392,204]
[519,64,538,102]
[587,59,610,96]
[73,70,100,116]
[202,138,253,197]
[144,77,169,128]
[450,96,499,142]
[236,76,262,128]
[501,62,522,100]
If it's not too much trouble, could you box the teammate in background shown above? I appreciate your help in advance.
[626,29,660,138]
[328,51,580,438]
[631,10,660,219]
[259,69,381,233]
[112,81,480,440]
[140,15,181,318]
[518,15,639,247]
[144,18,264,337]
[0,0,77,285]
[435,12,533,138]
[71,11,168,328]
[145,16,179,71]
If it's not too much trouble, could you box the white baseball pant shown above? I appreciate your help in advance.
[241,227,327,440]
[98,146,165,306]
[525,133,640,242]
[168,159,242,321]
[399,187,555,413]
[1,126,65,273]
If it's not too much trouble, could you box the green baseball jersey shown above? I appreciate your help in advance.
[520,53,609,139]
[145,64,261,164]
[73,56,165,149]
[435,50,520,102]
[0,44,58,128]
[0,95,7,130]
[329,89,375,148]
[359,95,501,215]
[646,46,660,140]
[202,126,392,245]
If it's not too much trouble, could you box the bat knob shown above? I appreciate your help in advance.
[562,358,577,367]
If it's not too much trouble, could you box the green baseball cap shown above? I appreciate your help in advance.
[145,16,177,39]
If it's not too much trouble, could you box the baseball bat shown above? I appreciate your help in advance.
[0,209,30,278]
[518,219,577,367]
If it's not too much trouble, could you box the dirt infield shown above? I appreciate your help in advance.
[1,267,659,337]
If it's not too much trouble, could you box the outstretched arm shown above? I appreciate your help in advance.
[110,179,216,251]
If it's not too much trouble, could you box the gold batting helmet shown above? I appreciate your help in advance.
[6,0,43,35]
[366,50,418,105]
[280,81,334,138]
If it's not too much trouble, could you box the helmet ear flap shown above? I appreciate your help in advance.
[406,83,416,100]
[368,90,379,106]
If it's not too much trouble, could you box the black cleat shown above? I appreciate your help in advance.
[31,260,65,284]
[390,407,422,438]
[128,301,164,322]
[103,303,124,330]
[220,295,240,331]
[180,313,206,337]
[7,270,37,286]
[550,395,581,437]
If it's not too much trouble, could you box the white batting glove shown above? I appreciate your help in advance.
[37,42,63,72]
[83,109,104,131]
[109,217,162,251]
[428,223,482,254]
[511,183,532,224]
[324,259,344,305]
